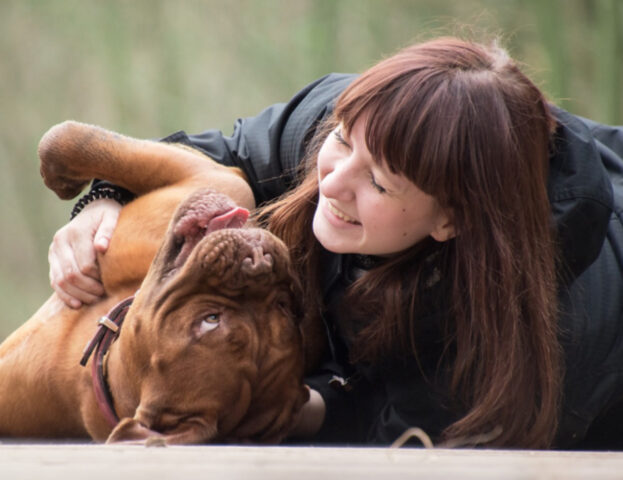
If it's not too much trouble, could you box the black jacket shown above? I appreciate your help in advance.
[161,74,623,447]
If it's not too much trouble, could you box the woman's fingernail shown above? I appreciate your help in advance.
[96,237,109,250]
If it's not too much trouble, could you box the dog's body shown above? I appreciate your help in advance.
[0,121,308,444]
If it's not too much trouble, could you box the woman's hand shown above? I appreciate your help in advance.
[289,387,326,438]
[48,198,122,308]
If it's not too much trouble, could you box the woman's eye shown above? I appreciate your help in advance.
[205,313,220,323]
[333,129,350,148]
[369,173,387,194]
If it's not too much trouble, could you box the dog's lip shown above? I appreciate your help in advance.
[171,204,249,269]
[174,204,249,239]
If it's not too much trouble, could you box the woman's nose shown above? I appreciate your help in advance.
[320,155,357,201]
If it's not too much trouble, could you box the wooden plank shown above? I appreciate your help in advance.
[0,444,622,479]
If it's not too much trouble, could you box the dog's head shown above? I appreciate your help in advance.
[108,188,308,445]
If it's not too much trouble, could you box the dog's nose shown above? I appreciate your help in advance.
[241,246,274,276]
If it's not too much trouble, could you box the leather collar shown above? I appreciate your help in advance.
[80,295,135,429]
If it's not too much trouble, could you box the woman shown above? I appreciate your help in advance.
[48,37,623,448]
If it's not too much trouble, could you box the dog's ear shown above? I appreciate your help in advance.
[107,417,218,445]
[106,418,163,444]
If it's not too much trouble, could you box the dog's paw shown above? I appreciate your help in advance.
[40,171,89,200]
[38,121,93,199]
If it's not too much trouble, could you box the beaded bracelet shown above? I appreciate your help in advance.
[70,184,134,220]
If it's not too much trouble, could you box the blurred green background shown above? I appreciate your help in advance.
[1,0,622,340]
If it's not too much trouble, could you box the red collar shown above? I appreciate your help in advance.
[80,295,135,429]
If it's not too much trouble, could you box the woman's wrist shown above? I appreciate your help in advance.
[70,183,134,220]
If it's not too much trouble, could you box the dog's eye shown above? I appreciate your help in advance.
[194,314,220,338]
[205,313,220,324]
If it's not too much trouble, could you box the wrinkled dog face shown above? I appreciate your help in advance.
[109,189,307,445]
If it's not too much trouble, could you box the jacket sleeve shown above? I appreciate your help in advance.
[304,362,458,446]
[304,368,361,443]
[159,73,357,204]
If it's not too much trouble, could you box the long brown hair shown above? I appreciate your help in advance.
[260,37,560,448]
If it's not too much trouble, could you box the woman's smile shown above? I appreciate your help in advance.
[325,198,360,225]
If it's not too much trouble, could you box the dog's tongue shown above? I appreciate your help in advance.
[207,207,249,232]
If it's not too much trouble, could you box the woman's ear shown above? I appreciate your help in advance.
[430,209,456,242]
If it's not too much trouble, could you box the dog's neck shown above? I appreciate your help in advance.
[104,332,137,424]
[81,294,140,432]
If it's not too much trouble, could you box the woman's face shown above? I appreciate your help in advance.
[313,116,454,256]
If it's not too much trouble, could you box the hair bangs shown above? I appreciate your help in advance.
[334,60,455,201]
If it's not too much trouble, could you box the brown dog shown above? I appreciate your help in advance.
[0,121,309,444]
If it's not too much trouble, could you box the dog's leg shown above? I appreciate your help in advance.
[38,120,254,209]
[38,120,256,300]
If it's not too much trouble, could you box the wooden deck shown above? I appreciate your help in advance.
[0,444,622,479]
